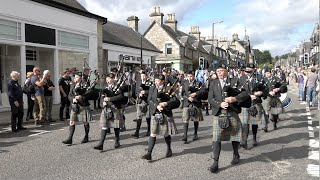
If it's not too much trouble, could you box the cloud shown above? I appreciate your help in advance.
[78,0,318,56]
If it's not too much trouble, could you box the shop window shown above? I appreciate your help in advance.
[26,48,37,61]
[165,43,172,55]
[0,18,21,40]
[25,24,55,45]
[58,31,89,49]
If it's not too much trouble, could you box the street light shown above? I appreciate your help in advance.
[212,20,223,46]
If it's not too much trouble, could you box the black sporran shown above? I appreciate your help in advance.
[248,105,258,117]
[71,103,80,114]
[269,97,278,108]
[154,113,165,125]
[105,109,114,120]
[139,104,148,113]
[188,106,198,117]
[218,114,230,129]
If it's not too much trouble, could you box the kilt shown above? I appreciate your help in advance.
[265,96,283,115]
[100,107,124,128]
[150,114,178,136]
[240,103,267,125]
[136,101,148,119]
[182,107,204,123]
[70,106,93,122]
[212,110,242,142]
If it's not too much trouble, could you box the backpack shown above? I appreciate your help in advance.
[23,80,36,94]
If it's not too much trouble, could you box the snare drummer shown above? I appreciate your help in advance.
[263,69,288,131]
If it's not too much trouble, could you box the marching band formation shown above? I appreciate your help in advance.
[59,59,289,173]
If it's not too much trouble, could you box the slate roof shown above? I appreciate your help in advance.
[103,21,161,53]
[30,0,106,21]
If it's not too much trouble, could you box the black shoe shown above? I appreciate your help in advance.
[120,127,126,132]
[62,138,72,145]
[145,131,150,137]
[17,126,27,130]
[206,112,210,116]
[81,136,89,143]
[94,143,103,150]
[231,155,240,165]
[165,149,172,158]
[114,139,120,149]
[274,126,278,130]
[193,134,198,141]
[12,129,19,132]
[106,128,111,134]
[131,132,139,139]
[262,127,268,132]
[49,119,56,122]
[26,117,29,121]
[181,136,187,142]
[141,153,152,160]
[240,143,248,149]
[133,119,138,122]
[253,139,258,146]
[208,161,219,173]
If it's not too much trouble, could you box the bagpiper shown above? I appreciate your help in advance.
[181,70,206,143]
[62,73,93,145]
[238,63,268,148]
[141,74,180,161]
[131,71,152,138]
[94,73,126,150]
[263,69,287,130]
[207,64,251,173]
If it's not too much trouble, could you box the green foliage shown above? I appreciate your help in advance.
[254,49,273,65]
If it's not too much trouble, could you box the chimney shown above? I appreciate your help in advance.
[232,33,239,41]
[127,16,139,32]
[189,26,201,40]
[165,13,178,32]
[149,6,164,25]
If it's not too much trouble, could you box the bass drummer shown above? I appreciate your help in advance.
[263,68,288,131]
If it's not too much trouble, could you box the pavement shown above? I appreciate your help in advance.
[0,82,319,179]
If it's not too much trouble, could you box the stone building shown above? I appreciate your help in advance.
[144,6,214,71]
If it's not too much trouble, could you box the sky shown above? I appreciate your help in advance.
[78,0,319,57]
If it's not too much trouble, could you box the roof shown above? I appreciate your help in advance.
[30,0,107,21]
[103,21,161,53]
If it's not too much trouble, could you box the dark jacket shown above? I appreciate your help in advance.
[135,79,152,103]
[181,80,206,108]
[8,79,23,103]
[44,79,55,96]
[238,74,268,104]
[208,77,251,116]
[263,76,287,97]
[147,85,180,117]
[102,83,125,109]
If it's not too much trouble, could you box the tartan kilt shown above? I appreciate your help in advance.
[240,103,267,125]
[212,110,242,142]
[70,106,93,122]
[266,96,283,115]
[182,107,204,123]
[100,108,124,128]
[150,114,178,136]
[136,101,148,119]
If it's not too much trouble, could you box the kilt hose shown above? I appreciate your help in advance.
[212,110,242,142]
[100,108,124,129]
[70,106,93,122]
[150,114,178,136]
[240,103,267,126]
[182,107,204,123]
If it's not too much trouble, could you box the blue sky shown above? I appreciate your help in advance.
[78,0,318,56]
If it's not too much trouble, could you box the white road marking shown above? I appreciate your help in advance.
[308,126,314,131]
[307,164,320,177]
[309,139,319,148]
[309,132,315,138]
[306,112,311,116]
[308,151,319,161]
[307,117,312,120]
[308,120,312,125]
[0,127,12,133]
[28,129,50,137]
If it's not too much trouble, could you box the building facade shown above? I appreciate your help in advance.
[0,0,106,109]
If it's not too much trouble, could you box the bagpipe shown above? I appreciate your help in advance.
[136,80,152,104]
[269,79,290,108]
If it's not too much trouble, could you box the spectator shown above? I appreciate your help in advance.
[23,71,34,121]
[305,67,319,107]
[8,71,26,132]
[31,67,48,126]
[297,71,305,101]
[58,69,71,121]
[43,70,55,122]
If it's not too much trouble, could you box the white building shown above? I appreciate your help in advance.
[0,0,106,109]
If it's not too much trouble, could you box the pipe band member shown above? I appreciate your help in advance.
[131,71,152,138]
[263,68,287,130]
[181,70,207,143]
[62,73,93,145]
[238,63,268,148]
[94,73,125,150]
[141,74,180,161]
[208,63,251,173]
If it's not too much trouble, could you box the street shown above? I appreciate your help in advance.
[0,83,319,180]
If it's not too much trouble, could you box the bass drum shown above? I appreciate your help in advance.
[279,93,291,108]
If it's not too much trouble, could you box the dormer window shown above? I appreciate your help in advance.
[165,43,172,54]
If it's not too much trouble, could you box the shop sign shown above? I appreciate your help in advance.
[119,54,142,62]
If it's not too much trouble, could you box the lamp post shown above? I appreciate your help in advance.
[140,34,143,68]
[212,20,223,46]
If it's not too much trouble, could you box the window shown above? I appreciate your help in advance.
[0,18,21,40]
[165,43,172,54]
[26,47,37,61]
[58,31,89,49]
